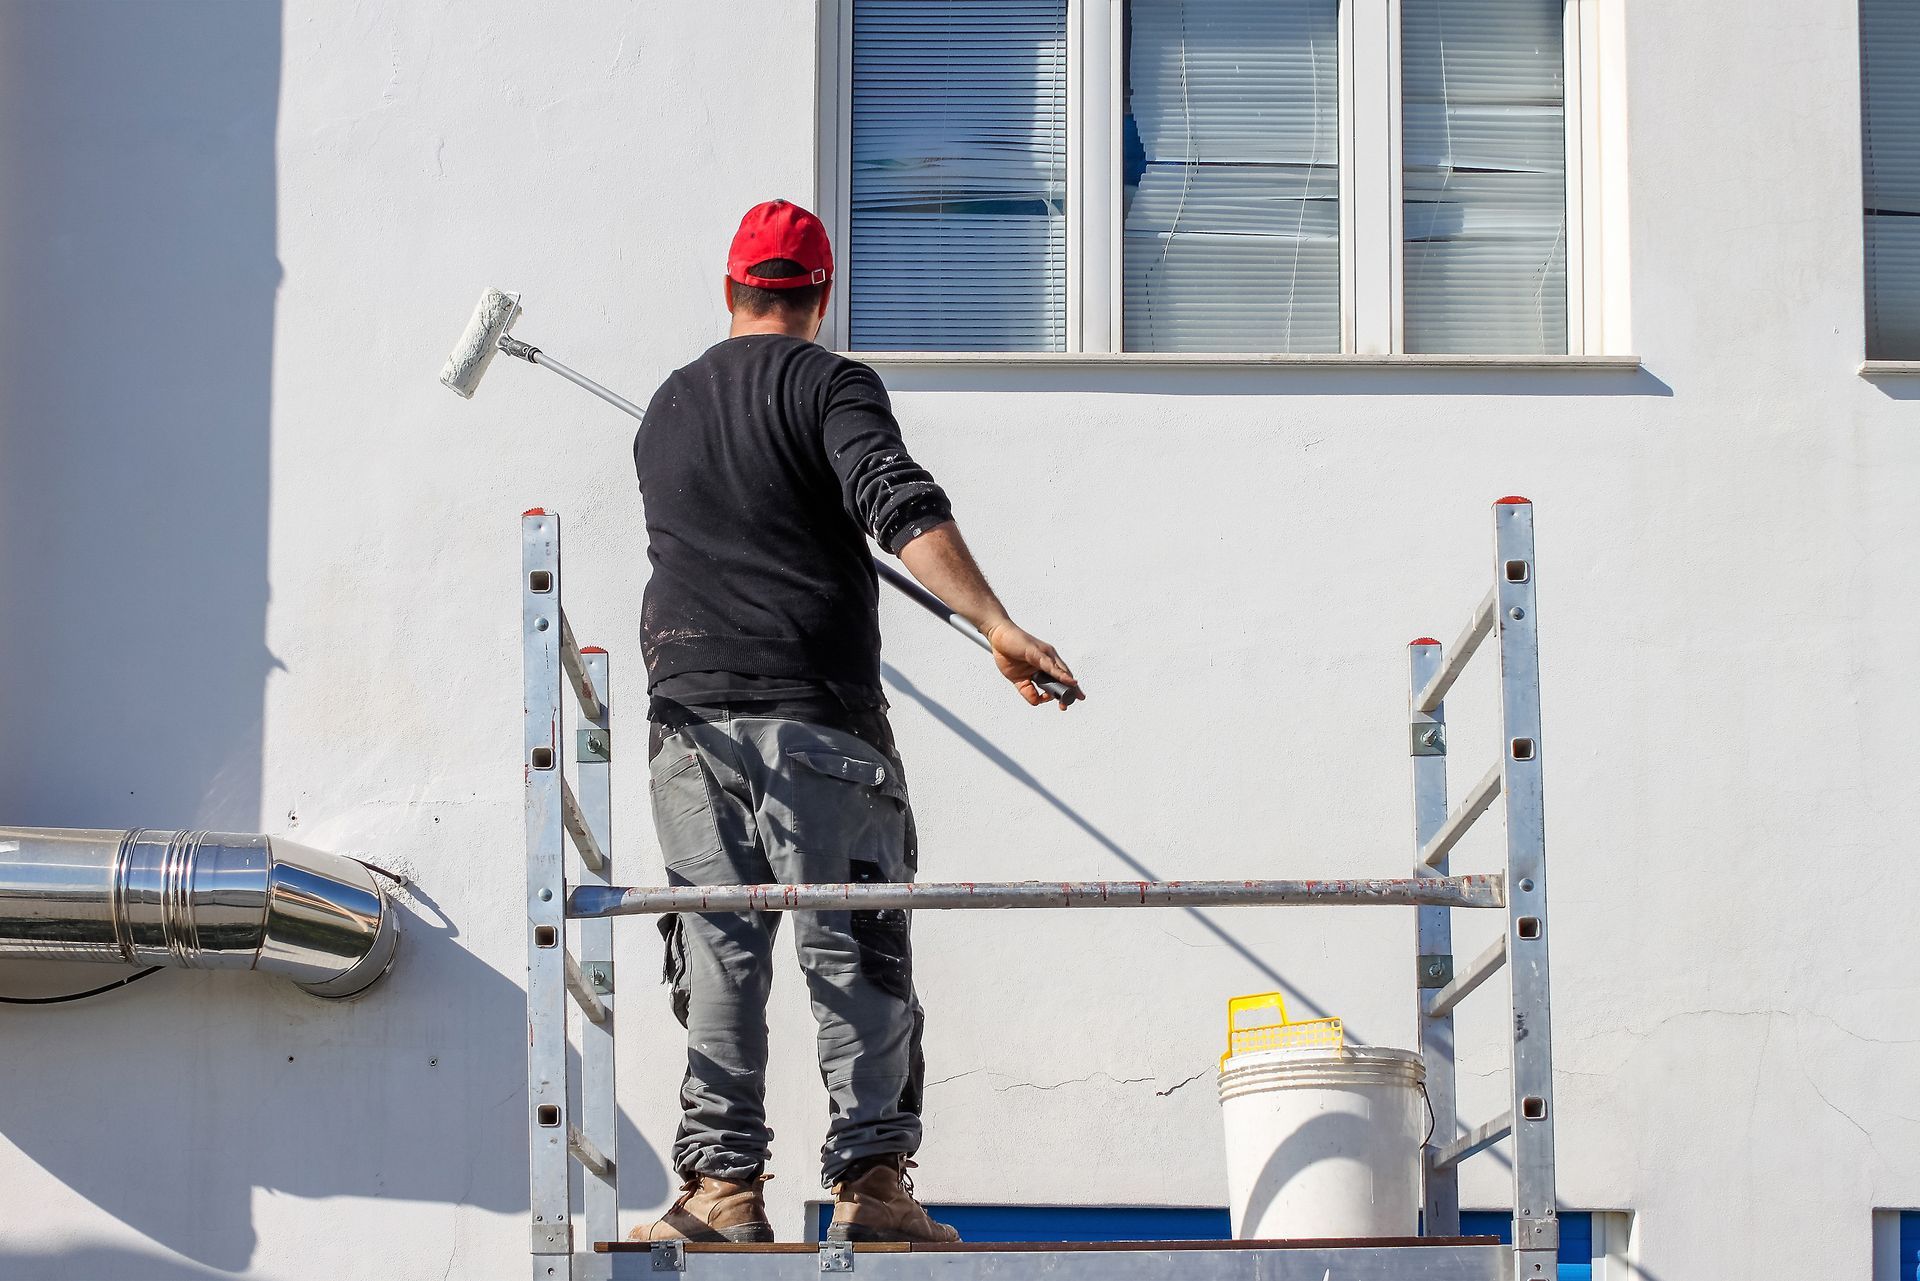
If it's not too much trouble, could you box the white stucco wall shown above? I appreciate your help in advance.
[1,2,1915,1279]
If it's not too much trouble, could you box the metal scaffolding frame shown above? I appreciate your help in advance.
[520,499,1559,1281]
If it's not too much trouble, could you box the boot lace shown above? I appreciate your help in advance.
[678,1171,773,1200]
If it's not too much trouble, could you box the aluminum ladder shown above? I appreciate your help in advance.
[519,498,1560,1281]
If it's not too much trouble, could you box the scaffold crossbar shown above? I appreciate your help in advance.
[567,875,1506,918]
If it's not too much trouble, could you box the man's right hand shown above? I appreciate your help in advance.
[895,521,1085,709]
[984,620,1085,710]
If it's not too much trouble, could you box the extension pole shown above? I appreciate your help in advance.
[505,339,649,420]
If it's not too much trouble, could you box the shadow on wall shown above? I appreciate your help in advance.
[0,7,677,1274]
[873,362,1675,398]
[0,2,278,833]
[0,1247,236,1281]
[879,662,1343,1030]
[1864,370,1920,401]
[0,883,673,1275]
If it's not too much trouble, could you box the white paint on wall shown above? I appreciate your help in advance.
[0,2,1916,1279]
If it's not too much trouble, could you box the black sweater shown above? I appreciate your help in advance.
[633,334,952,694]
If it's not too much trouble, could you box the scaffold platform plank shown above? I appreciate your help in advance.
[595,1237,1508,1280]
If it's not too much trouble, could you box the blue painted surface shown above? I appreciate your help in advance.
[813,1204,1230,1243]
[809,1203,1601,1269]
[1460,1211,1593,1280]
[1901,1211,1920,1281]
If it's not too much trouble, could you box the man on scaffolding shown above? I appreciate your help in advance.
[631,200,1084,1245]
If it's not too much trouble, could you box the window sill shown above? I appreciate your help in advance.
[1860,360,1920,376]
[849,351,1643,371]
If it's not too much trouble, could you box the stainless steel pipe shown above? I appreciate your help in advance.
[0,827,399,998]
[567,875,1507,919]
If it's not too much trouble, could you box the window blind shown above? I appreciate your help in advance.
[1123,0,1342,353]
[848,1,1067,352]
[1862,0,1920,359]
[1402,0,1567,355]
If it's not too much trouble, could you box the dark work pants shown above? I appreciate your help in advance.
[648,711,925,1187]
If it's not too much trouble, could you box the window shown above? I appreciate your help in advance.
[820,0,1600,356]
[1861,0,1920,359]
[845,1,1069,350]
[1402,0,1568,354]
[1121,0,1342,353]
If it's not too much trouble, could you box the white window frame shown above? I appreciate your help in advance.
[1591,1209,1635,1281]
[1461,1209,1633,1280]
[1871,1209,1908,1281]
[816,0,1607,358]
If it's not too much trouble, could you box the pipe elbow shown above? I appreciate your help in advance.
[257,838,400,998]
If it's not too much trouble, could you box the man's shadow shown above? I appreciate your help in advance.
[880,663,1340,1028]
[881,664,1538,1179]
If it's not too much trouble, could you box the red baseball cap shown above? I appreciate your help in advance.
[727,199,834,289]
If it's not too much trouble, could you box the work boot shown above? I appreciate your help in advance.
[828,1155,961,1243]
[631,1173,775,1244]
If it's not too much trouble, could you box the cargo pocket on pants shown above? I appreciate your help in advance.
[784,747,911,869]
[658,914,691,1028]
[650,746,724,877]
[785,744,915,1002]
[848,859,913,1003]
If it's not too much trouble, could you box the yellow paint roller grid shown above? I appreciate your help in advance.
[1221,991,1344,1067]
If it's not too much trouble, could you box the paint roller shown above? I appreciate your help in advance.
[441,288,1080,706]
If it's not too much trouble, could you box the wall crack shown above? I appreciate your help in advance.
[1155,1070,1210,1097]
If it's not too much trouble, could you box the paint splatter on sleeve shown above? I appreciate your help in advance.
[822,361,953,554]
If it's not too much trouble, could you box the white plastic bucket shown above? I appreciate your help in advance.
[1217,1046,1425,1240]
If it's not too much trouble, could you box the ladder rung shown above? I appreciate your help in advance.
[562,778,607,873]
[1428,1113,1512,1175]
[559,611,604,720]
[1425,934,1508,1018]
[1413,586,1498,714]
[568,1123,615,1181]
[564,948,608,1024]
[1420,765,1503,869]
[1430,1112,1513,1172]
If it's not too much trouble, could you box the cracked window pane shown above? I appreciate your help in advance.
[1402,0,1568,355]
[1121,0,1342,354]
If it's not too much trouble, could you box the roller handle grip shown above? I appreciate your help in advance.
[1033,675,1082,708]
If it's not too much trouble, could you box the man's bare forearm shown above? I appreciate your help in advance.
[896,521,1011,636]
[896,520,1084,707]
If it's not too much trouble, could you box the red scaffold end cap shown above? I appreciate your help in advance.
[522,507,549,517]
[580,646,608,654]
[1495,495,1531,506]
[1409,637,1440,647]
